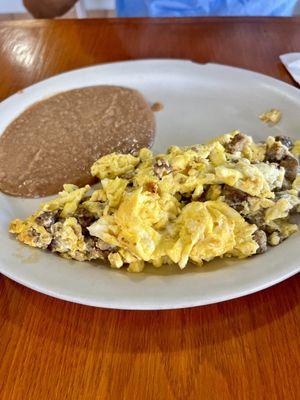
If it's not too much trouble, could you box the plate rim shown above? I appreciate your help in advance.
[0,263,299,310]
[1,58,300,108]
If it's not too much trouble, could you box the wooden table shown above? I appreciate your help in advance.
[0,18,299,400]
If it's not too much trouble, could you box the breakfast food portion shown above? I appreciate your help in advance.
[9,132,300,272]
[0,86,155,198]
[259,108,282,125]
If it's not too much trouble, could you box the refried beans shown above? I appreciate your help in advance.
[0,85,155,197]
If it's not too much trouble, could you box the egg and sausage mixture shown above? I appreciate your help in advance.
[9,132,300,272]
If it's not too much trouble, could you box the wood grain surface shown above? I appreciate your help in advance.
[0,18,299,400]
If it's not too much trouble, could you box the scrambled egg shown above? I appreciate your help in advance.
[292,140,300,159]
[9,131,300,272]
[259,109,282,125]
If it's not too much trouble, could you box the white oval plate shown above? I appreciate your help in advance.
[0,60,299,309]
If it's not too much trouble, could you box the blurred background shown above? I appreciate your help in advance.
[1,0,115,19]
[0,0,115,19]
[1,0,300,20]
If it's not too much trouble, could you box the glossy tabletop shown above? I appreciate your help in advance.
[0,18,299,400]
